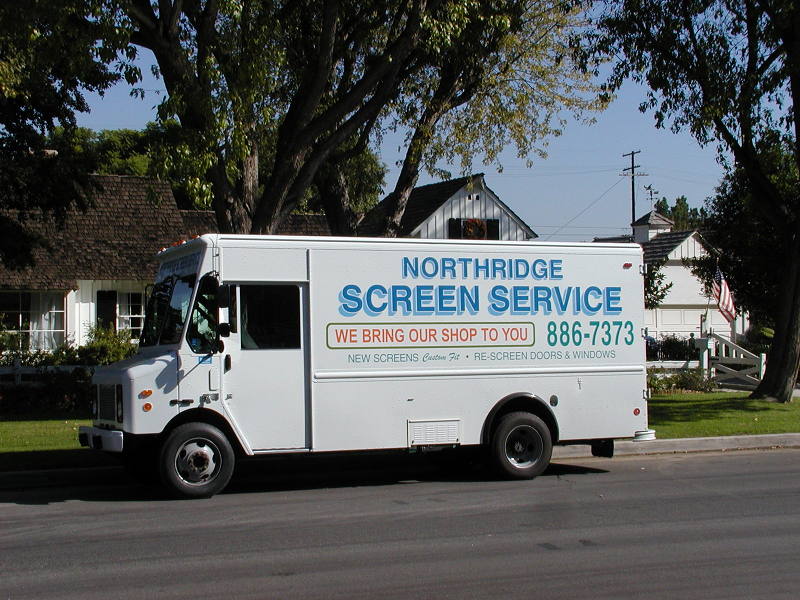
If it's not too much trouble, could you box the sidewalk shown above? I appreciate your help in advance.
[553,432,800,459]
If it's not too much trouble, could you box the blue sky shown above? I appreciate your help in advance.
[78,56,724,243]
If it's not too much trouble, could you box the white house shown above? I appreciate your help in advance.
[0,175,218,350]
[358,173,537,240]
[1,173,537,352]
[633,212,746,340]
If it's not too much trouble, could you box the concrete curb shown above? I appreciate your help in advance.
[553,433,800,459]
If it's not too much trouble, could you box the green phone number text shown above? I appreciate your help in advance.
[546,320,635,347]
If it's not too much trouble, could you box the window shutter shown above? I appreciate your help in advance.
[96,290,118,331]
[448,218,462,239]
[487,219,500,240]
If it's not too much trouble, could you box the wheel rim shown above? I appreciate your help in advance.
[504,425,543,469]
[174,437,221,486]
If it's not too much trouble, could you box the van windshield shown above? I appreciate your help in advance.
[140,274,197,347]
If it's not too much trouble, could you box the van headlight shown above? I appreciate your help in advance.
[115,384,124,423]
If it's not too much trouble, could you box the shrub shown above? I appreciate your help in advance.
[658,334,694,361]
[647,367,715,393]
[76,326,137,366]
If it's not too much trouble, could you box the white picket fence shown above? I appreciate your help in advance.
[700,332,766,390]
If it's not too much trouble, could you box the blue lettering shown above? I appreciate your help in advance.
[437,285,456,315]
[338,284,362,317]
[415,285,435,314]
[365,285,387,316]
[460,286,480,315]
[553,286,572,315]
[583,286,603,314]
[402,257,418,279]
[605,286,622,314]
[421,257,438,279]
[533,287,553,314]
[390,285,412,315]
[488,285,509,315]
[441,257,457,279]
[551,259,563,279]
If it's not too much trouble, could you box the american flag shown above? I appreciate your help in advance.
[712,266,736,323]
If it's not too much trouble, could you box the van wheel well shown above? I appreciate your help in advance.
[482,394,559,446]
[162,409,246,457]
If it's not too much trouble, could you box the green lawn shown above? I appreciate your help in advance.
[1,393,799,471]
[0,417,89,453]
[648,392,800,439]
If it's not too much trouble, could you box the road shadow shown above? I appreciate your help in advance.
[0,450,608,505]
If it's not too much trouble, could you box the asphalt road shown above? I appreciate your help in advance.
[1,449,799,599]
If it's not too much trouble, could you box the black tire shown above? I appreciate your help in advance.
[490,412,552,479]
[159,422,235,498]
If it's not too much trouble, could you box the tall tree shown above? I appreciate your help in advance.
[380,0,602,236]
[692,133,796,328]
[118,0,448,234]
[0,0,132,265]
[653,195,706,230]
[595,0,800,403]
[110,1,600,237]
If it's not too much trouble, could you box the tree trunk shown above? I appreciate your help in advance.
[315,162,359,236]
[752,232,800,402]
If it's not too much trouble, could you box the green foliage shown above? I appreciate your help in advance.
[594,0,800,404]
[75,326,137,366]
[653,196,706,231]
[0,326,136,367]
[690,135,798,326]
[0,0,135,264]
[644,259,672,309]
[647,367,715,394]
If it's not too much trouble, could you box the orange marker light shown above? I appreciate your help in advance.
[139,389,153,399]
[142,403,153,412]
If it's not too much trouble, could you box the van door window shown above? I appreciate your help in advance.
[240,285,300,349]
[186,275,219,354]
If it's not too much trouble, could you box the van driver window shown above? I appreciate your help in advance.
[240,285,300,349]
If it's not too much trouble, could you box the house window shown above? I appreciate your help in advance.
[118,292,144,339]
[96,290,145,339]
[0,291,65,351]
[448,218,500,240]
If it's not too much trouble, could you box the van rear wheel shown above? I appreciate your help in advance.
[159,423,235,498]
[491,412,552,479]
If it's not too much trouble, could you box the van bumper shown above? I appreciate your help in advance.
[78,426,124,453]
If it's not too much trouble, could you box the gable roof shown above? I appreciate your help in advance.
[358,174,485,236]
[632,210,673,228]
[0,175,217,290]
[641,230,696,263]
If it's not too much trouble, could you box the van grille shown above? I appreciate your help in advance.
[98,385,117,421]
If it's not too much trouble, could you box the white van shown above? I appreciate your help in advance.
[80,235,650,497]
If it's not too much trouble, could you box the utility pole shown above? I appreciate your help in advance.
[621,150,647,224]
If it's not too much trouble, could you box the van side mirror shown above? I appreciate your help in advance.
[216,284,231,309]
[217,323,231,338]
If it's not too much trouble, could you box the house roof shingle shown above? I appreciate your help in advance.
[632,211,673,228]
[276,213,331,236]
[0,175,218,290]
[358,174,483,236]
[641,230,696,263]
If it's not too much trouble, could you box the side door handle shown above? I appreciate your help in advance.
[224,354,232,373]
[169,399,194,407]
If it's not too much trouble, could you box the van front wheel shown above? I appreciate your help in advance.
[159,423,235,498]
[491,412,552,479]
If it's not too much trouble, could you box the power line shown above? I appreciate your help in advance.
[543,178,626,241]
